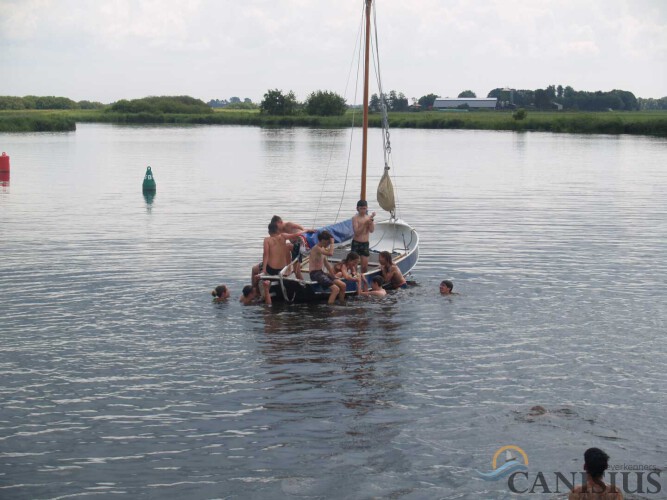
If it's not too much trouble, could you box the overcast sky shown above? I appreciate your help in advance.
[1,0,665,104]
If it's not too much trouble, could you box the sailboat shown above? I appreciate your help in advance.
[261,0,419,303]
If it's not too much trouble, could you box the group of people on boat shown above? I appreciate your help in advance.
[211,200,431,305]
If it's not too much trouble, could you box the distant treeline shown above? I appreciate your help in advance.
[109,96,212,114]
[0,95,105,110]
[208,97,258,110]
[485,87,664,112]
[1,95,666,136]
[639,97,667,110]
[487,86,641,111]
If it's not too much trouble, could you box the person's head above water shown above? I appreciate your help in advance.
[371,276,384,289]
[440,280,453,295]
[242,285,255,297]
[268,221,279,235]
[583,448,610,479]
[212,285,230,300]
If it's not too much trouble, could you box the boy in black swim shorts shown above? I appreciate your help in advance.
[309,230,347,305]
[352,199,375,273]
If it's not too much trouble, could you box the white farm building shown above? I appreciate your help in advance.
[433,98,497,110]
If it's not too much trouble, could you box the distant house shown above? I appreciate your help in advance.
[433,98,498,110]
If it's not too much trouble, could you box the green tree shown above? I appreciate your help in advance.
[78,100,105,110]
[546,85,556,100]
[260,89,298,115]
[387,90,409,111]
[458,90,477,98]
[0,96,26,110]
[369,93,382,112]
[557,85,564,99]
[534,89,551,109]
[417,93,439,109]
[304,90,347,116]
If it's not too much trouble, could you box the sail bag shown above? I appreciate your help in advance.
[377,167,396,213]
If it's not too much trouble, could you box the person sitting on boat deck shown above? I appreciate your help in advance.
[439,280,454,295]
[262,221,291,277]
[352,199,375,273]
[211,284,230,302]
[379,251,407,289]
[333,251,360,281]
[240,281,272,306]
[357,275,387,298]
[569,448,623,500]
[309,230,347,305]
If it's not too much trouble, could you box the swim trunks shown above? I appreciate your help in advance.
[291,239,304,263]
[310,269,334,288]
[351,240,370,257]
[265,264,282,276]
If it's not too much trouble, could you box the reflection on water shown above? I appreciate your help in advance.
[0,170,9,191]
[0,124,666,499]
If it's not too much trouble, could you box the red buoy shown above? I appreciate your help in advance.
[0,152,9,173]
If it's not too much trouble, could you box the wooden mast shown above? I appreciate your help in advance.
[360,0,372,201]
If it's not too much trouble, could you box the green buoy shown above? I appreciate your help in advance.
[142,166,156,193]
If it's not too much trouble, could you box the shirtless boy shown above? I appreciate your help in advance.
[271,215,314,280]
[262,221,290,277]
[309,230,346,305]
[251,216,311,283]
[352,200,375,273]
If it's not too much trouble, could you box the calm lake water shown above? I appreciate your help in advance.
[1,124,666,499]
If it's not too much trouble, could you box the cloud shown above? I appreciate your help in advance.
[0,0,665,101]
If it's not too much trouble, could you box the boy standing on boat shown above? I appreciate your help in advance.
[309,230,347,305]
[262,222,290,276]
[272,215,314,280]
[352,200,375,273]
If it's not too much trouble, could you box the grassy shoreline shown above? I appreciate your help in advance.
[1,109,666,136]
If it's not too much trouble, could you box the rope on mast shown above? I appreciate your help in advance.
[371,1,399,219]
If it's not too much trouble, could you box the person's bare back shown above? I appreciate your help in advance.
[263,222,289,275]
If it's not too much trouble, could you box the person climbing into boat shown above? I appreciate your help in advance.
[379,251,407,289]
[271,215,315,236]
[334,251,360,281]
[439,280,454,295]
[309,230,346,305]
[240,281,272,306]
[568,448,623,500]
[211,285,230,302]
[357,275,387,298]
[271,215,314,280]
[262,221,291,277]
[352,200,375,273]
